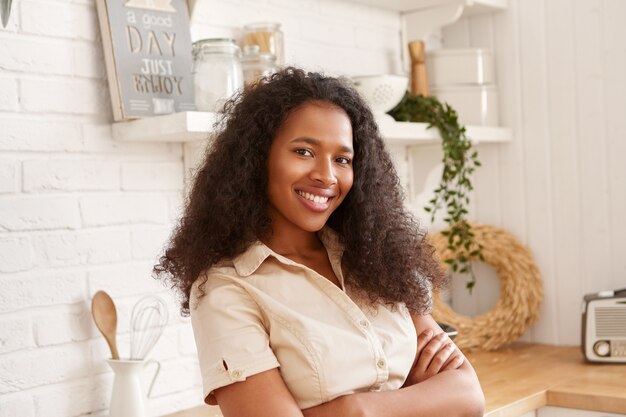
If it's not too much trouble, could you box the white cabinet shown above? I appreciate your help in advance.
[507,407,626,417]
[538,406,626,417]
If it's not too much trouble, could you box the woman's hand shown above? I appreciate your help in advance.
[403,329,465,386]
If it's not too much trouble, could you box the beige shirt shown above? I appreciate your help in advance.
[190,227,418,409]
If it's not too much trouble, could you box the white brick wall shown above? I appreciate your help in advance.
[0,160,19,193]
[0,392,36,417]
[0,37,76,75]
[31,375,111,417]
[121,162,184,191]
[0,343,92,393]
[0,314,35,354]
[0,235,33,272]
[20,0,98,41]
[0,272,86,313]
[0,195,81,231]
[20,78,109,115]
[23,159,121,192]
[80,194,169,227]
[0,0,402,415]
[0,78,19,111]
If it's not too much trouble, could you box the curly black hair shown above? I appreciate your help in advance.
[154,66,445,316]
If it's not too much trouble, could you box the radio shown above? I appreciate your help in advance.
[581,288,626,363]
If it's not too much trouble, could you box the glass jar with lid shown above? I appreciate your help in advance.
[192,38,244,112]
[241,22,285,66]
[241,45,278,87]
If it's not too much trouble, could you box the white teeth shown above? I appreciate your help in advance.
[297,190,329,204]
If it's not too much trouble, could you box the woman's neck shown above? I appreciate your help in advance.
[262,226,325,257]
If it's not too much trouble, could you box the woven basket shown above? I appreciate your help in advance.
[429,223,543,351]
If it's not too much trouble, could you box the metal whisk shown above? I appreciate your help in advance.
[130,295,169,360]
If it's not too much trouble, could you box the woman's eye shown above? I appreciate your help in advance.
[336,157,352,165]
[294,148,313,157]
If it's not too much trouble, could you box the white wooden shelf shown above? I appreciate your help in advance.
[380,119,511,145]
[112,111,217,142]
[112,111,512,145]
[345,0,507,14]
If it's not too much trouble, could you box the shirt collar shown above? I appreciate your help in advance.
[232,226,344,277]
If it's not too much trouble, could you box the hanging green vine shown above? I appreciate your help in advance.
[388,92,484,292]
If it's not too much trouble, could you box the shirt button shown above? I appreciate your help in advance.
[377,359,386,368]
[359,319,369,328]
[231,369,242,379]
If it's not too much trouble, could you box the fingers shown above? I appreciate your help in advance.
[416,328,434,352]
[409,328,466,385]
[426,340,457,377]
[415,331,451,377]
[442,350,465,371]
[441,345,465,371]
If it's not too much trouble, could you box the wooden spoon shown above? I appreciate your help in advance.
[91,290,120,360]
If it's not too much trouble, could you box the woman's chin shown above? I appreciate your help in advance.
[296,218,330,233]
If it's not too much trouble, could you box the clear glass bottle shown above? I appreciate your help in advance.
[242,22,285,66]
[241,45,278,87]
[192,38,243,112]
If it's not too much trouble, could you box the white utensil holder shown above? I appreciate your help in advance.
[106,359,160,417]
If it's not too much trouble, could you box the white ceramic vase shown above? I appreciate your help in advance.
[106,359,160,417]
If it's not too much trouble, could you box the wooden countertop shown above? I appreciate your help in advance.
[163,343,626,417]
[466,343,626,416]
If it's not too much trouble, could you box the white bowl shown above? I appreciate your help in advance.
[351,74,408,121]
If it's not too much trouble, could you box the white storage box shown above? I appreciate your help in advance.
[426,48,494,86]
[430,84,499,126]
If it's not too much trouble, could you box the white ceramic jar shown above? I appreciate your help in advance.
[426,48,494,86]
[430,84,499,126]
[192,38,244,112]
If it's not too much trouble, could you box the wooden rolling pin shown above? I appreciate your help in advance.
[409,40,429,97]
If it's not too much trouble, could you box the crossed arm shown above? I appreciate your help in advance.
[214,313,485,417]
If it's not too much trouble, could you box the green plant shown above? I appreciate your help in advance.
[388,92,484,292]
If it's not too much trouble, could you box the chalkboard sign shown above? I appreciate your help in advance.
[96,0,195,121]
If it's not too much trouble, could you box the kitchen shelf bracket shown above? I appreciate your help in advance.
[402,3,464,42]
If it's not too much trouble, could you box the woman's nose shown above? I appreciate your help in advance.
[310,157,337,185]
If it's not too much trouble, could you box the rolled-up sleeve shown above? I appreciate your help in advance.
[190,274,280,405]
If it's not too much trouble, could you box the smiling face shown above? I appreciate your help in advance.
[266,101,354,235]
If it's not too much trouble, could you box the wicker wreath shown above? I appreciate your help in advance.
[428,223,543,351]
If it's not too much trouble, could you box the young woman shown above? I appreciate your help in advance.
[154,67,485,417]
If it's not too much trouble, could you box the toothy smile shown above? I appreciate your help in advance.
[296,190,330,204]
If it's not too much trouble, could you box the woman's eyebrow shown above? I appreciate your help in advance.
[290,136,354,154]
